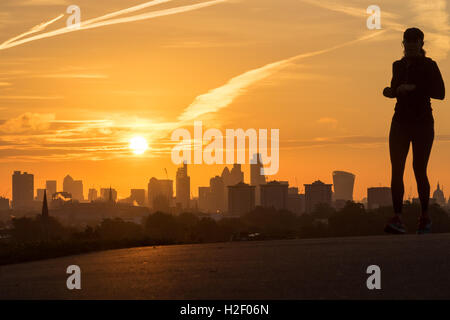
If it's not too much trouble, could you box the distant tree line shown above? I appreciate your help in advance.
[1,200,449,265]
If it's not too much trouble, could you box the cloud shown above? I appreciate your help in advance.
[178,30,386,122]
[0,112,55,133]
[36,73,109,79]
[300,0,450,60]
[409,0,450,60]
[0,95,63,99]
[17,0,69,5]
[0,0,228,51]
[1,14,64,47]
[317,117,338,128]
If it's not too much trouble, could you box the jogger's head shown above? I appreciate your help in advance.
[402,27,425,57]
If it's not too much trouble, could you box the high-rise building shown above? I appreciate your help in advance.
[228,182,255,216]
[221,164,244,212]
[45,180,57,198]
[130,189,146,206]
[88,188,98,202]
[176,162,190,209]
[332,171,355,201]
[72,180,84,201]
[260,180,289,210]
[100,188,117,202]
[210,175,225,213]
[367,187,391,210]
[198,186,211,213]
[12,171,34,209]
[148,178,173,210]
[63,175,84,201]
[304,180,333,214]
[250,153,266,205]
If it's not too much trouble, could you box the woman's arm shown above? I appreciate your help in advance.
[428,60,445,100]
[383,61,401,98]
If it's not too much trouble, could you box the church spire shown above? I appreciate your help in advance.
[42,189,49,218]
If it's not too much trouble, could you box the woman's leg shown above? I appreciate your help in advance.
[389,119,411,215]
[411,120,434,217]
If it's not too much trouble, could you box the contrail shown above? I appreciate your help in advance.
[0,0,227,51]
[73,0,175,26]
[1,14,64,47]
[178,30,387,122]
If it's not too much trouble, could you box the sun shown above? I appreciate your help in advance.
[129,136,148,155]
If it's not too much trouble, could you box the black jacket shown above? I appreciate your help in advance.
[390,55,445,121]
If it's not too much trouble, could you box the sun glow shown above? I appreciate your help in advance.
[129,136,148,155]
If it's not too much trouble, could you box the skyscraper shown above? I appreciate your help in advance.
[100,188,117,202]
[221,164,244,211]
[45,180,57,198]
[250,153,266,205]
[63,175,84,201]
[209,175,225,213]
[130,189,146,206]
[148,177,173,210]
[198,186,211,213]
[176,162,190,210]
[88,188,98,202]
[12,171,34,209]
[332,171,355,201]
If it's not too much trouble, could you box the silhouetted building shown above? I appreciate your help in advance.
[304,180,333,214]
[433,182,446,207]
[367,187,392,210]
[42,189,49,218]
[12,171,34,209]
[46,180,57,198]
[221,164,244,212]
[0,197,10,210]
[88,188,98,202]
[287,187,305,215]
[260,180,288,210]
[100,188,117,202]
[148,177,173,211]
[332,170,355,201]
[130,189,146,206]
[63,175,84,201]
[176,162,190,209]
[51,191,72,208]
[198,186,211,213]
[228,182,255,216]
[251,153,266,205]
[210,175,225,213]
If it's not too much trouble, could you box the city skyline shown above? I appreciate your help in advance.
[8,164,450,211]
[0,0,449,201]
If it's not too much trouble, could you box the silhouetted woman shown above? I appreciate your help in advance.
[383,27,445,234]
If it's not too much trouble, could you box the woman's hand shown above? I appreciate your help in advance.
[396,83,416,95]
[383,87,395,98]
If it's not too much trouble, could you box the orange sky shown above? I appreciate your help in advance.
[0,0,449,201]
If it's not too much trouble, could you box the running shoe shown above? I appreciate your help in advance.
[417,216,432,234]
[384,215,406,234]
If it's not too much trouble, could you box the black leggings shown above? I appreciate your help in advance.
[389,114,434,214]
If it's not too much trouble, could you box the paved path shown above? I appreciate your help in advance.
[1,234,450,299]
